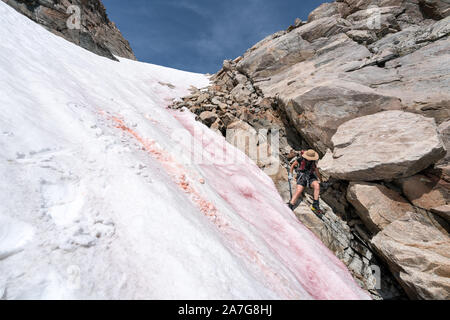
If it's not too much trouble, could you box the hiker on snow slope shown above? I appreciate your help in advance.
[288,149,322,214]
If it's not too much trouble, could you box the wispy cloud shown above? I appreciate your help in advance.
[164,0,211,17]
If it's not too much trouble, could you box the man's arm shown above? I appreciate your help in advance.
[315,166,322,182]
[290,160,298,175]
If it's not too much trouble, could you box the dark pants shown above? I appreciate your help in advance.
[296,172,318,188]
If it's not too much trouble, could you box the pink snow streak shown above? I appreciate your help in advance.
[108,114,227,228]
[105,108,369,300]
[171,110,371,300]
[107,113,302,298]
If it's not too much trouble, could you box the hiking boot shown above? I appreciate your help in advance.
[311,201,322,215]
[288,203,294,211]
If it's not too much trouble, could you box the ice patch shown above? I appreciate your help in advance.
[0,215,34,260]
[41,180,85,226]
[11,270,77,300]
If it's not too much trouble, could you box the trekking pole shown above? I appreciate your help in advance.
[287,168,293,200]
[288,178,293,200]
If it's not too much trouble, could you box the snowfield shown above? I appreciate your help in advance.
[0,2,369,300]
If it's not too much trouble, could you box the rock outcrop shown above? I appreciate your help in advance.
[347,182,413,233]
[2,0,135,61]
[171,0,450,300]
[319,111,446,181]
[372,212,450,300]
[348,181,450,299]
[236,1,450,154]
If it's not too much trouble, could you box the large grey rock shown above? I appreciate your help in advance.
[347,182,413,234]
[335,0,374,17]
[336,0,419,18]
[308,2,346,21]
[283,83,403,154]
[230,83,254,104]
[368,17,450,57]
[346,5,402,38]
[256,33,372,96]
[199,111,218,127]
[237,29,315,78]
[319,111,446,181]
[367,35,450,124]
[295,16,352,42]
[346,29,378,44]
[372,212,450,300]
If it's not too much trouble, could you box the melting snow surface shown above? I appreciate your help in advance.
[0,2,369,300]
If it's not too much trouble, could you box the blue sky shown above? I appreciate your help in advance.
[103,0,328,73]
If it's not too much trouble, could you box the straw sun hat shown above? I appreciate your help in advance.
[303,149,320,161]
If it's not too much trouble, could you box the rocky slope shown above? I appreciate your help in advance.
[171,0,449,299]
[2,0,135,61]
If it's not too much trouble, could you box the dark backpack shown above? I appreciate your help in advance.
[296,152,317,175]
